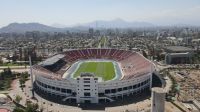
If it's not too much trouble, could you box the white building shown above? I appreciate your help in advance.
[76,73,99,103]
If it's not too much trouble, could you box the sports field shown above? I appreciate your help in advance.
[73,62,115,81]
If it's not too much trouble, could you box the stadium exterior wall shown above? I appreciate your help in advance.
[34,72,152,103]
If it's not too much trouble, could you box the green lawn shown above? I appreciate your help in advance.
[73,62,115,81]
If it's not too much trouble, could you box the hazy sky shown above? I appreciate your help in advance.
[0,0,200,27]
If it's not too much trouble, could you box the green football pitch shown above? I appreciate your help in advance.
[73,62,115,81]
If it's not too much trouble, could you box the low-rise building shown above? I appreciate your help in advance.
[165,46,194,64]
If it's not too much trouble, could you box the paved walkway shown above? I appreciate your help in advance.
[164,76,172,93]
[8,77,152,112]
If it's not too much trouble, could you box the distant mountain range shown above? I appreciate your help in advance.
[81,19,154,28]
[0,19,197,33]
[0,23,64,33]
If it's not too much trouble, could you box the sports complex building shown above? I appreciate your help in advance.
[33,49,155,104]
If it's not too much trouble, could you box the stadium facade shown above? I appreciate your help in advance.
[33,49,155,104]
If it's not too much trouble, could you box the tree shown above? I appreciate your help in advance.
[0,57,3,64]
[156,52,162,61]
[25,103,39,112]
[13,107,25,112]
[142,50,147,58]
[0,81,4,90]
[19,78,25,90]
[4,67,12,76]
[13,102,40,112]
[15,95,22,103]
[19,72,29,90]
[0,67,13,80]
[196,65,199,69]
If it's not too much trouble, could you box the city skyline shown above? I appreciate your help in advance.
[0,0,200,27]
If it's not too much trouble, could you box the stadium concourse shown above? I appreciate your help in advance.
[32,48,155,104]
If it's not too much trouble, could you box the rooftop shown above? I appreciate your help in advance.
[39,54,65,66]
[165,46,194,52]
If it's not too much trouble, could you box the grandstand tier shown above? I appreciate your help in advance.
[33,49,153,81]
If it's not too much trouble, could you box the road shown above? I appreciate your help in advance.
[0,66,29,69]
[0,65,29,73]
[0,68,29,73]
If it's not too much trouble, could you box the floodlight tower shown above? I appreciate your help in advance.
[29,55,34,98]
[149,64,154,90]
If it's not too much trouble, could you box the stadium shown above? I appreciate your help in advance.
[33,49,155,104]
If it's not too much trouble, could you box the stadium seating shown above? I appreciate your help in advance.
[34,49,152,81]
